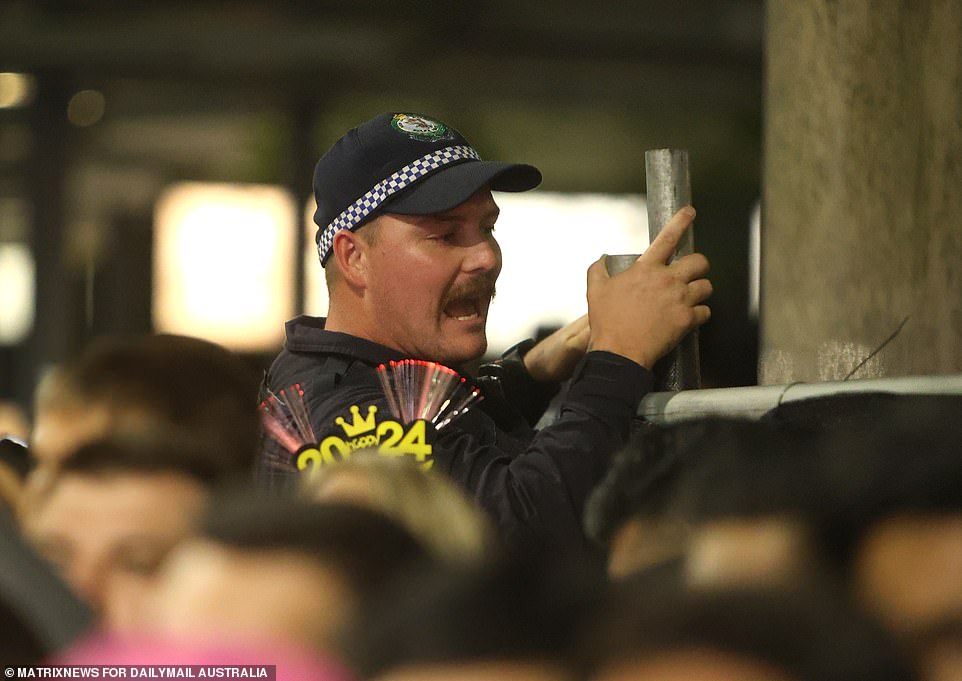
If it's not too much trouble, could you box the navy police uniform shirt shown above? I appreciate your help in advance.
[265,315,653,562]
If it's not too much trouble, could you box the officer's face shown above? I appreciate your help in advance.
[362,188,502,366]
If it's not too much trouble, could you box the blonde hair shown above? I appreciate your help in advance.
[302,452,496,565]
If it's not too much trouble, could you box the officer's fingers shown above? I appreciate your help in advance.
[692,304,712,326]
[687,278,714,305]
[671,253,711,282]
[641,207,696,265]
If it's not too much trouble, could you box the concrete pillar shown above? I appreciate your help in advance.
[761,0,962,383]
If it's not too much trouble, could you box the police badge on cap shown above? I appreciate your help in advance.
[390,114,453,142]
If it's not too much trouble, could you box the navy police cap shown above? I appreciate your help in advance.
[313,112,542,266]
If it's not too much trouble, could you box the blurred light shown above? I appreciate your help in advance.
[67,89,106,127]
[154,183,296,352]
[0,243,35,345]
[0,72,34,109]
[488,192,648,352]
[303,198,328,317]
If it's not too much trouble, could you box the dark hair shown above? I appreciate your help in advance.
[666,421,821,524]
[346,557,602,679]
[38,334,260,473]
[585,418,818,547]
[584,422,692,547]
[59,434,238,488]
[582,575,916,681]
[199,493,432,600]
[798,395,962,577]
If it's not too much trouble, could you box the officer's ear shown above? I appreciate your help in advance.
[330,229,369,288]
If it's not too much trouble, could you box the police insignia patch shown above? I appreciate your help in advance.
[390,113,451,142]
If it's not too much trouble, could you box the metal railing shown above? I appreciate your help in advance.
[637,374,962,424]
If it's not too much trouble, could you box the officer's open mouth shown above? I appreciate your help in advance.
[444,297,482,321]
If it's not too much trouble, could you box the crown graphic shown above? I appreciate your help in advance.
[335,405,378,438]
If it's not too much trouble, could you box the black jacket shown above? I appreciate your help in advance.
[265,315,652,561]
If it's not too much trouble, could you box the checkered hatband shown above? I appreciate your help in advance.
[317,145,481,264]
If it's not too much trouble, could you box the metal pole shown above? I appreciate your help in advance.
[645,148,700,391]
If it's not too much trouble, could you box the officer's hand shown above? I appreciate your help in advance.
[523,314,590,383]
[586,207,712,369]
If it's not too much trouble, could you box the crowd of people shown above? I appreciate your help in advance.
[2,334,960,681]
[0,111,959,681]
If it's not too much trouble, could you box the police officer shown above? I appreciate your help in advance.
[266,112,711,561]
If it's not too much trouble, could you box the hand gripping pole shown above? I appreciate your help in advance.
[605,150,701,391]
[645,148,700,391]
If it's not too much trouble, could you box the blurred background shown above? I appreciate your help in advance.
[0,0,765,413]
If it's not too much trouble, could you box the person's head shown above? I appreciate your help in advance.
[346,557,603,681]
[853,515,962,641]
[820,448,962,642]
[30,334,260,474]
[303,453,496,565]
[586,418,821,585]
[315,112,541,365]
[662,419,824,590]
[582,576,916,681]
[791,395,962,641]
[25,436,226,633]
[143,494,432,654]
[584,422,702,578]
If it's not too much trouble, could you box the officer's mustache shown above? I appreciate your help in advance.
[441,275,498,309]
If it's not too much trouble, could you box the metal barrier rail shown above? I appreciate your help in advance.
[638,374,962,424]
